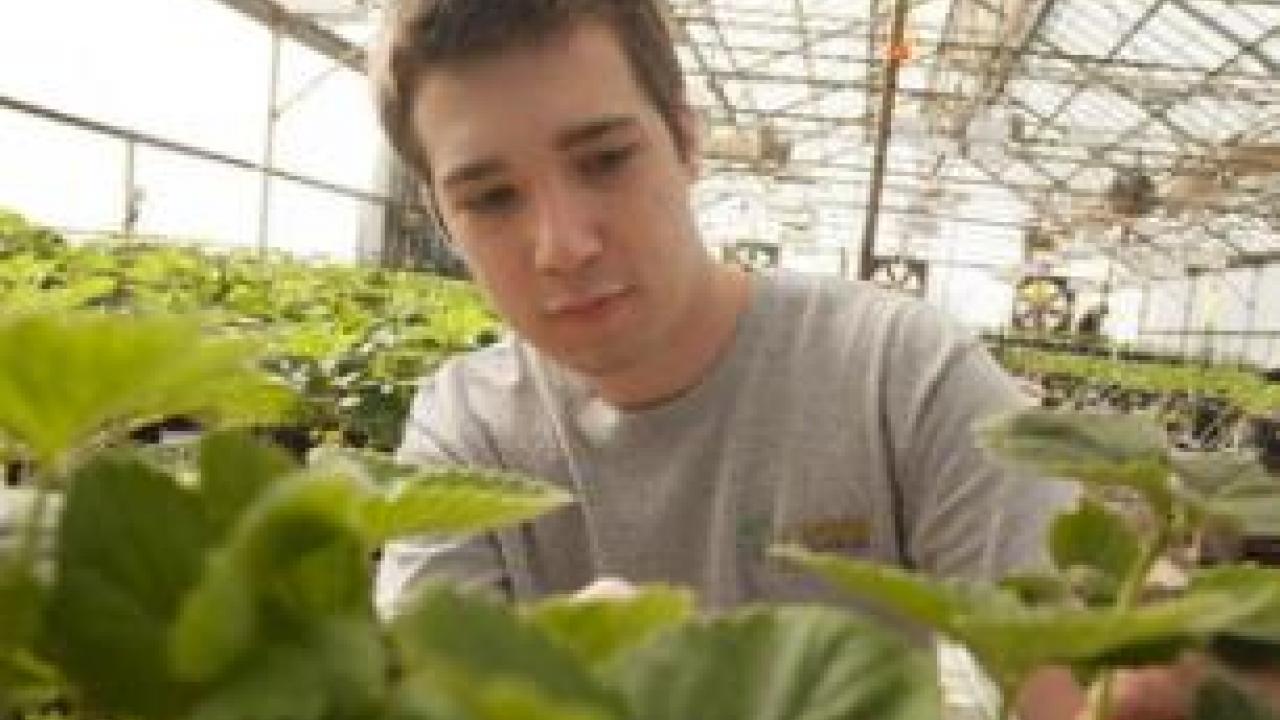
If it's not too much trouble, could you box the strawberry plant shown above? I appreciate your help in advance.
[996,346,1280,419]
[779,407,1280,720]
[0,209,500,450]
[0,311,938,720]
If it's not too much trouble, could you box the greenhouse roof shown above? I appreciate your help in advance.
[255,0,1280,279]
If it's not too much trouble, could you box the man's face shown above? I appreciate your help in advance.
[411,21,711,377]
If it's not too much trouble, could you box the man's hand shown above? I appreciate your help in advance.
[1100,657,1204,720]
[1018,666,1086,720]
[1085,654,1280,720]
[573,576,638,601]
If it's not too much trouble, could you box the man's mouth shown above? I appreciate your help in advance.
[545,283,632,318]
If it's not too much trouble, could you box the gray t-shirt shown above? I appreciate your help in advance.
[377,272,1074,615]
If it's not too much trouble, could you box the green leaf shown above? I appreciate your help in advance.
[170,552,256,682]
[1209,633,1280,672]
[310,449,574,542]
[47,452,209,718]
[978,408,1173,512]
[772,545,1017,635]
[1200,480,1280,536]
[611,605,938,720]
[1050,498,1142,594]
[0,558,42,656]
[999,572,1074,605]
[779,546,1277,694]
[187,617,387,720]
[526,585,694,666]
[0,648,62,709]
[1196,566,1280,670]
[1193,675,1280,720]
[382,677,461,720]
[393,672,619,720]
[393,585,624,718]
[0,313,293,467]
[0,560,59,709]
[1172,453,1280,534]
[233,476,373,619]
[956,589,1276,690]
[1172,451,1271,496]
[198,430,297,540]
[1073,635,1188,684]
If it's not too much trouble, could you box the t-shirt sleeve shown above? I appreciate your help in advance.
[375,362,511,618]
[888,306,1077,581]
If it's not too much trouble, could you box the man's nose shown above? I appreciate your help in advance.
[531,182,603,274]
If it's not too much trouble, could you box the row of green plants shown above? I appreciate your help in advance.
[0,209,498,451]
[2,312,1279,720]
[994,346,1280,417]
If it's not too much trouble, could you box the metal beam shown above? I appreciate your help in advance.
[958,150,1182,280]
[1060,22,1280,186]
[698,0,757,112]
[209,0,365,73]
[1017,0,1194,147]
[685,69,971,95]
[664,1,738,122]
[1173,0,1280,77]
[0,92,393,207]
[682,33,1279,80]
[950,0,1060,140]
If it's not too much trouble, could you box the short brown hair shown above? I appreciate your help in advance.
[371,0,690,181]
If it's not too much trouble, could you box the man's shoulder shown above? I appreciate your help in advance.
[400,336,549,465]
[432,336,536,389]
[417,336,548,415]
[764,271,972,351]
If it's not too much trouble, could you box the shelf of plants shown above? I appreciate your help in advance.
[993,346,1280,451]
[0,209,498,455]
[1,209,1278,720]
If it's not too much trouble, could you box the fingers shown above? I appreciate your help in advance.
[1093,657,1205,720]
[573,576,638,601]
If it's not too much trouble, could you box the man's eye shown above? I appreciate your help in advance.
[579,145,637,178]
[461,187,519,214]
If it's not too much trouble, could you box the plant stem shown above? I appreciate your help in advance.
[1084,515,1174,720]
[16,473,54,571]
[996,680,1016,720]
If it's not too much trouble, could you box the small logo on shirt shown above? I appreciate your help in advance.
[737,516,872,556]
[778,517,873,553]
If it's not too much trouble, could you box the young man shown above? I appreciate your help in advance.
[367,2,1277,718]
[371,0,1066,612]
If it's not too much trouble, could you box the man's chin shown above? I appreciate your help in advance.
[558,348,635,378]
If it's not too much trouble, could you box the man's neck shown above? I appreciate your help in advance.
[594,264,753,410]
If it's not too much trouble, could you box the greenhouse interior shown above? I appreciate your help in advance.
[2,1,1280,719]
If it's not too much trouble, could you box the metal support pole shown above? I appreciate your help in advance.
[858,0,910,281]
[122,140,138,236]
[259,26,282,256]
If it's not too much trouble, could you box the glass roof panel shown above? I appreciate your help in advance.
[1041,1,1127,57]
[1260,36,1280,67]
[280,0,1280,274]
[1006,77,1076,117]
[1140,3,1241,68]
[1209,1,1273,45]
[1167,97,1258,144]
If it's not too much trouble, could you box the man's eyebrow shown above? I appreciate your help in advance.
[441,158,505,189]
[439,116,638,188]
[555,115,639,150]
